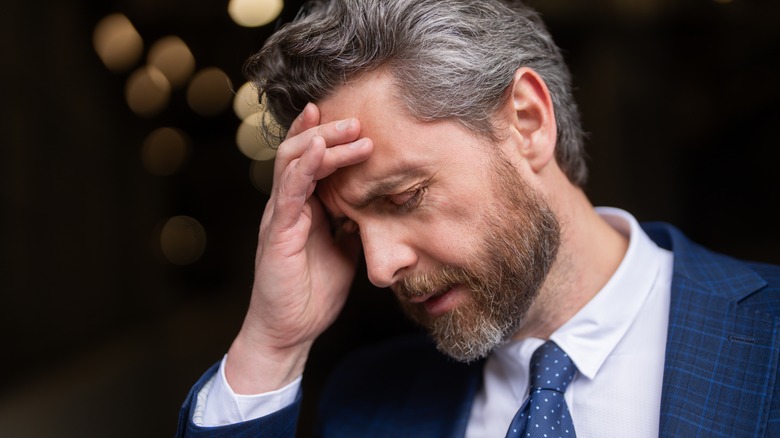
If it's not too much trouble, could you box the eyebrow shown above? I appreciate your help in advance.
[352,167,431,209]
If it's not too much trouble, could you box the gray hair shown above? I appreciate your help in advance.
[246,0,587,185]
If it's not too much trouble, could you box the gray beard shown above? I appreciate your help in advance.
[394,157,561,362]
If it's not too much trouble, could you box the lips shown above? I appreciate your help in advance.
[404,285,453,304]
[421,285,464,317]
[393,280,467,318]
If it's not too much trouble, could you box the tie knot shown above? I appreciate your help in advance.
[529,341,576,393]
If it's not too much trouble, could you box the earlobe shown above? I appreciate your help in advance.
[506,68,557,174]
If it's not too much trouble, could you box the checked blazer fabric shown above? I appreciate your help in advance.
[643,223,780,437]
[178,223,780,437]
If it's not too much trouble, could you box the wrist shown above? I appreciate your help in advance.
[224,331,311,395]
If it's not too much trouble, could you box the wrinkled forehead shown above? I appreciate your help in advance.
[317,69,404,126]
[315,69,499,214]
[315,71,422,192]
[316,134,433,215]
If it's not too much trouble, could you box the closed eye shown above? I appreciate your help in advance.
[388,186,425,213]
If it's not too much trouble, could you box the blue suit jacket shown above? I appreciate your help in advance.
[178,223,780,437]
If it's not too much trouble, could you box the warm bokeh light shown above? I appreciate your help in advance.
[233,82,260,120]
[93,13,144,72]
[236,111,279,161]
[159,216,207,265]
[147,36,196,89]
[125,66,171,117]
[186,67,233,116]
[250,159,275,195]
[228,0,284,28]
[141,127,190,176]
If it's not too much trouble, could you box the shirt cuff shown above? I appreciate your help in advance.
[194,354,303,427]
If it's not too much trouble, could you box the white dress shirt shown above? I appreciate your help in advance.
[465,207,673,437]
[197,208,674,436]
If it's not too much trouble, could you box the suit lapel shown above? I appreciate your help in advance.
[644,224,779,437]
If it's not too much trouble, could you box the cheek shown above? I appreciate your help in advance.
[411,200,486,265]
[425,189,482,221]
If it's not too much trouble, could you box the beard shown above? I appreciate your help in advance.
[393,156,561,362]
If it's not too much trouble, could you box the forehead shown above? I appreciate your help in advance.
[317,70,487,191]
[319,70,409,150]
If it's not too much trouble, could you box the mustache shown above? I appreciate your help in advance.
[393,265,472,300]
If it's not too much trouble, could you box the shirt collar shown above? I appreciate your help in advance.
[493,207,666,383]
[550,207,664,380]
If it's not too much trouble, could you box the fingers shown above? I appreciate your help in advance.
[272,134,373,231]
[272,135,327,232]
[276,113,362,172]
[266,104,373,237]
[286,103,320,139]
[273,104,372,188]
[311,137,372,181]
[278,119,371,180]
[273,104,321,186]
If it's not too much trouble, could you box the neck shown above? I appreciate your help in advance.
[513,180,628,340]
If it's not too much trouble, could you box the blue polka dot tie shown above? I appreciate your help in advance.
[505,341,578,438]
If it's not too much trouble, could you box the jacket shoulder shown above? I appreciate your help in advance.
[643,221,780,309]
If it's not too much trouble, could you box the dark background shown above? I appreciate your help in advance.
[1,0,778,436]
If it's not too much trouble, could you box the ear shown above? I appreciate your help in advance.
[501,67,557,174]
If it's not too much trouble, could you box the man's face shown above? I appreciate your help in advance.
[317,71,560,361]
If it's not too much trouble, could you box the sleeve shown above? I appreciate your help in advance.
[177,359,303,437]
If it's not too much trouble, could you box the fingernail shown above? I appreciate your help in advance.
[349,138,367,150]
[336,118,353,131]
[299,103,312,120]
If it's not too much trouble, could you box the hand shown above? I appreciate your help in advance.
[225,103,373,394]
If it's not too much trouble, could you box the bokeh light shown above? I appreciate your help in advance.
[159,216,207,265]
[125,66,171,117]
[186,67,233,116]
[93,13,144,72]
[141,127,191,176]
[228,0,285,28]
[250,159,275,195]
[237,111,279,161]
[233,82,260,120]
[147,36,196,89]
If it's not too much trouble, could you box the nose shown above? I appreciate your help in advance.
[360,223,417,288]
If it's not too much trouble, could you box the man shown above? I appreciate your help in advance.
[178,0,780,436]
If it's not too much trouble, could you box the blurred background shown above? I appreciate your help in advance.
[1,0,778,436]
